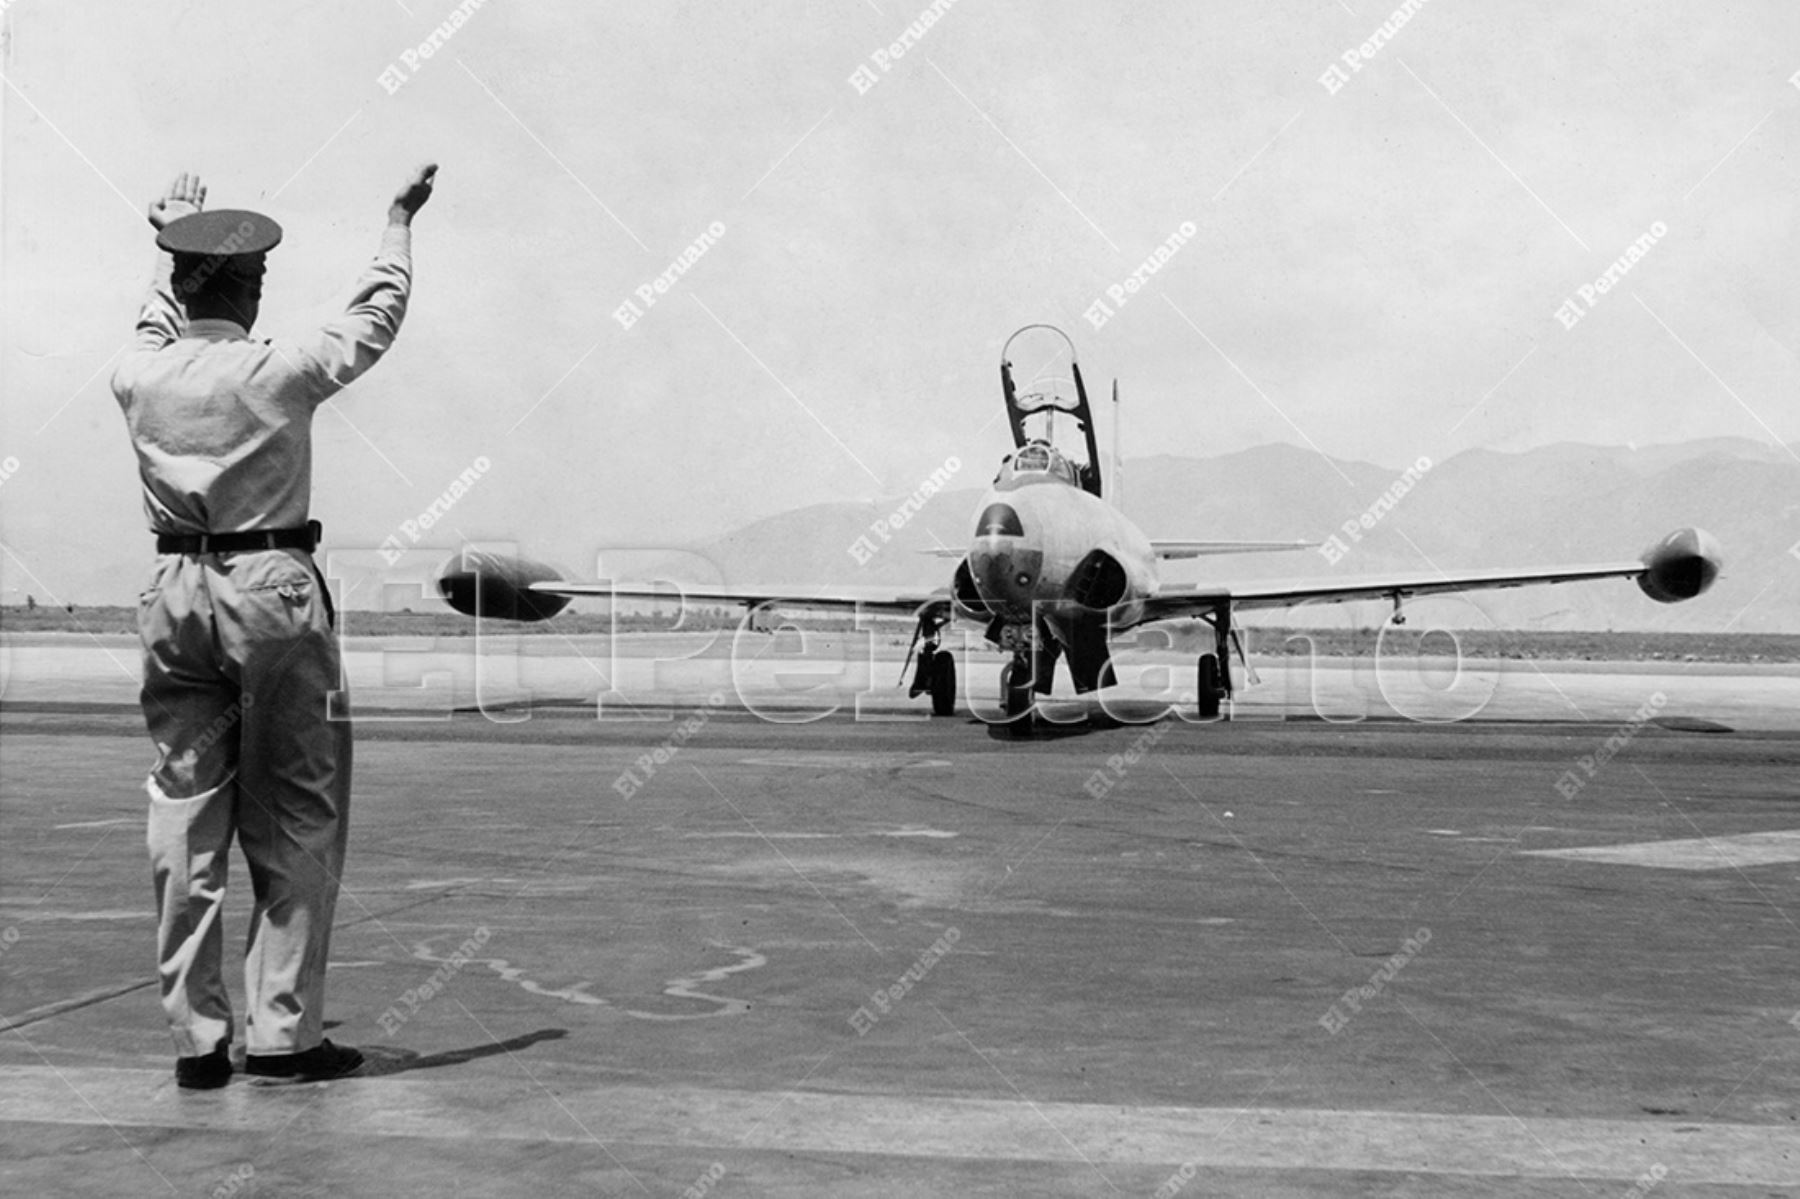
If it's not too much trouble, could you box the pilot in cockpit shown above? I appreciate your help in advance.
[1015,441,1053,473]
[996,439,1083,487]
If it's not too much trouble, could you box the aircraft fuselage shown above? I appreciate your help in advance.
[957,451,1158,690]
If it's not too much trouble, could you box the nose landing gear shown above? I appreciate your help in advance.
[1001,653,1035,719]
[993,618,1054,736]
[995,651,1039,738]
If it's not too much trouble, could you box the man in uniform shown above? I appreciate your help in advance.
[114,164,437,1087]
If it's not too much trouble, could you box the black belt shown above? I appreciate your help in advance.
[156,521,320,555]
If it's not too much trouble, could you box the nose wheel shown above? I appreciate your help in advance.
[999,653,1037,734]
[1001,655,1033,716]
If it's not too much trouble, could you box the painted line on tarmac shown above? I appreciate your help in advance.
[410,936,606,1008]
[0,1067,1793,1184]
[623,947,766,1021]
[0,982,158,1033]
[737,755,951,769]
[680,830,958,840]
[683,831,841,839]
[0,909,149,922]
[1525,829,1800,871]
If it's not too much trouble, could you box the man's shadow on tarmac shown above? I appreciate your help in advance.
[354,1028,569,1077]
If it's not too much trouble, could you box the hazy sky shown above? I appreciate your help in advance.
[4,0,1798,601]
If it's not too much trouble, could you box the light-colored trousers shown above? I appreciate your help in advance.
[138,548,350,1057]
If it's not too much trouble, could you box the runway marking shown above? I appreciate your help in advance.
[1428,829,1520,844]
[51,817,136,830]
[1,909,149,922]
[0,980,158,1033]
[1525,829,1800,871]
[625,946,766,1021]
[685,829,957,841]
[412,937,607,1007]
[683,832,841,840]
[0,1067,1793,1184]
[738,755,951,769]
[510,880,593,896]
[404,878,489,891]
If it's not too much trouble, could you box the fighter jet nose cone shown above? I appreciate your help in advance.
[976,503,1024,538]
[968,538,1044,610]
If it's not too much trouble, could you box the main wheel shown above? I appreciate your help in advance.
[1197,653,1222,720]
[930,653,957,717]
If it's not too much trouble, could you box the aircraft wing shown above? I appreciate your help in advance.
[1136,559,1666,625]
[436,550,952,623]
[529,580,950,618]
[921,539,1318,561]
[439,529,1717,626]
[1150,539,1317,559]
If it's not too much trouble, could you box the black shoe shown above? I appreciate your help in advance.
[245,1039,364,1082]
[175,1041,233,1090]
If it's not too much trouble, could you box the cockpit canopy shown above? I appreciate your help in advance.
[995,439,1082,489]
[999,325,1104,499]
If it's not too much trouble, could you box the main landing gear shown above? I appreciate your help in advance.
[906,610,957,717]
[1196,604,1237,722]
[1197,653,1224,720]
[910,644,958,717]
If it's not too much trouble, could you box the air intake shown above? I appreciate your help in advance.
[1067,550,1128,610]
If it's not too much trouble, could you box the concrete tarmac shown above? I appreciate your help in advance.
[2,646,1798,1195]
[8,632,1800,729]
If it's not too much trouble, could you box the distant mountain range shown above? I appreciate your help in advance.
[654,438,1800,634]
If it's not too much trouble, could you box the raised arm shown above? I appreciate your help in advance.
[111,174,210,407]
[296,164,437,402]
[132,173,208,349]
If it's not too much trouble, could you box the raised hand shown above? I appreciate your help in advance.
[389,163,438,225]
[147,172,206,232]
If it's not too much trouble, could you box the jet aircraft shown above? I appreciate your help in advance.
[439,325,1722,731]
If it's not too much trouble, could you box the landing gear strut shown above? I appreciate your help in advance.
[1197,654,1223,721]
[910,645,957,717]
[1001,654,1034,721]
[1197,605,1236,721]
[995,618,1054,735]
[905,609,957,717]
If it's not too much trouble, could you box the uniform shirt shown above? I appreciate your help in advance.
[112,225,413,535]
